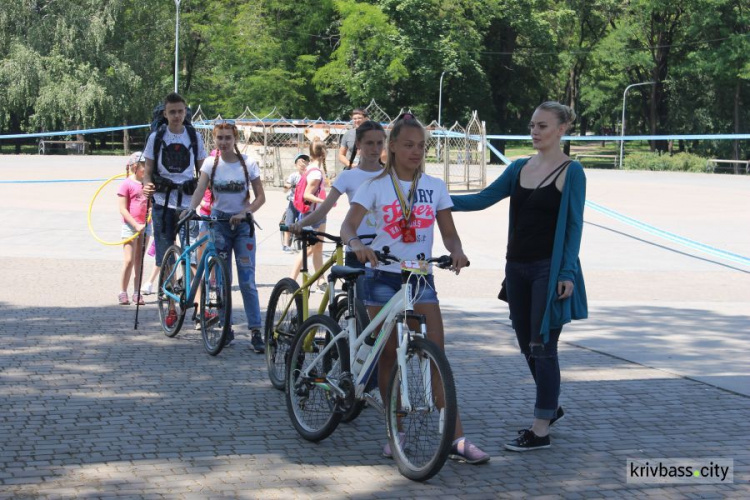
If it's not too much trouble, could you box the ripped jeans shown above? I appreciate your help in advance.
[505,258,562,420]
[211,210,261,331]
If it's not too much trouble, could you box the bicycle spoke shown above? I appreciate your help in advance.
[386,337,456,482]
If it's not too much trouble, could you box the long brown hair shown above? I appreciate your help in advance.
[309,137,327,176]
[209,123,251,204]
[346,120,385,170]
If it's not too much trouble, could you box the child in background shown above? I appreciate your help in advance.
[281,153,308,252]
[290,138,329,289]
[118,152,151,305]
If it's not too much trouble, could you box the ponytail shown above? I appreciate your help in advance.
[309,137,328,176]
[208,151,220,204]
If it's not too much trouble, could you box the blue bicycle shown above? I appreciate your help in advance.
[157,212,241,356]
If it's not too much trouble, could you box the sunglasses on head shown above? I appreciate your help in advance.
[214,119,236,127]
[399,113,416,122]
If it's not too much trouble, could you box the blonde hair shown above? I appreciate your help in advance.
[537,101,576,130]
[308,137,327,176]
[377,113,426,180]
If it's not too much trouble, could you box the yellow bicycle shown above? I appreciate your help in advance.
[265,227,372,393]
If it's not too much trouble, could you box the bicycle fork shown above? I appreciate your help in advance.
[395,313,432,414]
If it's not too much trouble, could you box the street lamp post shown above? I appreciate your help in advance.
[619,81,655,168]
[173,0,182,93]
[438,71,446,127]
[437,71,446,161]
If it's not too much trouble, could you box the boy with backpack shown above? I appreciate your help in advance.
[142,93,208,267]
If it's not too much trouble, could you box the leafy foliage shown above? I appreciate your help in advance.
[0,0,747,162]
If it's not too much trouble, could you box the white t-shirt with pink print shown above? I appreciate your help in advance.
[351,173,453,274]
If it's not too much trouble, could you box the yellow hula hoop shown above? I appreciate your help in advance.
[88,172,151,246]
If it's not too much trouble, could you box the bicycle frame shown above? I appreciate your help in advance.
[298,241,344,319]
[160,222,220,308]
[301,269,433,413]
[270,233,344,342]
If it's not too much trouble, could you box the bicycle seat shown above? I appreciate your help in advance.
[329,265,365,281]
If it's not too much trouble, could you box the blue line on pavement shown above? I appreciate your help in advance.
[586,200,750,266]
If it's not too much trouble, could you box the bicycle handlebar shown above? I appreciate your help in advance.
[279,224,376,247]
[374,247,470,270]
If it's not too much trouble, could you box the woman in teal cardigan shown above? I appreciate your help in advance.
[451,102,588,452]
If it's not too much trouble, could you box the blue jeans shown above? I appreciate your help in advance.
[505,258,562,420]
[152,203,199,265]
[211,210,261,330]
[363,269,438,307]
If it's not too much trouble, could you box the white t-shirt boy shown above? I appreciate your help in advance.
[351,173,453,274]
[144,127,208,209]
[331,168,381,246]
[200,155,261,215]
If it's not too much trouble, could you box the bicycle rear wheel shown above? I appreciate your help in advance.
[285,315,347,442]
[333,297,370,423]
[385,337,457,482]
[200,254,232,356]
[157,245,188,337]
[265,278,303,390]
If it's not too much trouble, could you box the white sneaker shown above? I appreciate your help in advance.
[141,283,153,295]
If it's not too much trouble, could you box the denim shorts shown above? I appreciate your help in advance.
[299,210,325,230]
[121,222,152,238]
[363,268,438,306]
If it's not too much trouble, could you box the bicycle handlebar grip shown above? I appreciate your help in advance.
[279,224,289,232]
[176,209,196,229]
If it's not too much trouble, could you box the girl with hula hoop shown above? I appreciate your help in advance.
[118,152,151,305]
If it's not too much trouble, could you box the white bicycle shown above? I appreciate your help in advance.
[284,247,461,482]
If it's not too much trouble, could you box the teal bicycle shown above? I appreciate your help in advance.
[157,212,244,356]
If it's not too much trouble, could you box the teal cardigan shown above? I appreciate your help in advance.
[451,158,588,342]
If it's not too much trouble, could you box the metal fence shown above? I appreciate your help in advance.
[192,101,486,190]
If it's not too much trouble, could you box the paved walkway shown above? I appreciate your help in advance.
[1,156,748,498]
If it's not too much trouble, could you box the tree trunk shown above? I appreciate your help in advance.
[124,126,130,154]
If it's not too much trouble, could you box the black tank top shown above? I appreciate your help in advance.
[507,174,563,262]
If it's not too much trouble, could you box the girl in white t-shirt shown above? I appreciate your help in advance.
[341,113,490,465]
[186,121,266,352]
[290,120,385,279]
[290,137,330,288]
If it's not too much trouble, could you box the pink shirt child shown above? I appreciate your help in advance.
[117,177,148,224]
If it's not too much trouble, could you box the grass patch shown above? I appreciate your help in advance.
[622,152,706,172]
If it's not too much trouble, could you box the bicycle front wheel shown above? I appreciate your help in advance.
[265,278,303,390]
[285,315,348,442]
[157,245,188,337]
[386,337,457,482]
[200,254,232,356]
